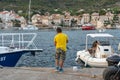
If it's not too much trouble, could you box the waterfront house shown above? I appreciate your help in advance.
[63,15,73,27]
[31,14,42,26]
[118,14,120,27]
[70,15,81,27]
[0,11,14,28]
[91,12,99,27]
[118,14,120,23]
[95,12,114,29]
[16,16,26,28]
[82,13,90,24]
[50,14,63,26]
[31,14,50,28]
[41,16,50,27]
[0,10,26,29]
[106,12,114,21]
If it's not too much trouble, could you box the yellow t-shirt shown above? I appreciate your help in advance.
[54,33,68,51]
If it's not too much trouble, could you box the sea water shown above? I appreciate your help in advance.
[0,29,120,67]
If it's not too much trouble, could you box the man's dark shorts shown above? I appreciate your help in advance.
[55,48,66,61]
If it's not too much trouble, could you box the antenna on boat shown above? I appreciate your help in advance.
[28,0,31,24]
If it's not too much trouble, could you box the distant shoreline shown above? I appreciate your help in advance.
[0,26,119,31]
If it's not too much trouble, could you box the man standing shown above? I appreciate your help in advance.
[54,27,68,73]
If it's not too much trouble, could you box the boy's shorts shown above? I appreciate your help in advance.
[55,48,66,61]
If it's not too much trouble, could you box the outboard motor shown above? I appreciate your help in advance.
[106,55,120,66]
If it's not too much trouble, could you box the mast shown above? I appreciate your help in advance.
[28,0,31,23]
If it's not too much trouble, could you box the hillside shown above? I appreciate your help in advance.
[0,0,120,14]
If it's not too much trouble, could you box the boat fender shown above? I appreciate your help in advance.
[118,62,120,66]
[118,43,120,51]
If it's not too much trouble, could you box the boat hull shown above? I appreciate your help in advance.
[82,26,95,30]
[0,50,28,67]
[76,50,108,68]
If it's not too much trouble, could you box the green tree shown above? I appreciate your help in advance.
[51,21,55,25]
[104,20,111,26]
[112,8,120,14]
[59,19,64,27]
[99,10,106,15]
[112,14,119,25]
[11,19,21,27]
[70,18,77,27]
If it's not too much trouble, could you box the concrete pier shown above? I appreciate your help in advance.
[0,67,104,80]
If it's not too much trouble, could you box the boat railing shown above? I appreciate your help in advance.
[0,33,37,49]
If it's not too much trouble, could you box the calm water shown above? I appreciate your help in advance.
[0,29,120,67]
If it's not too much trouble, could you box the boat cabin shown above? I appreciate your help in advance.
[95,41,113,58]
[86,33,114,58]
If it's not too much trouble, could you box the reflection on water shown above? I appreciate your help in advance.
[0,29,120,67]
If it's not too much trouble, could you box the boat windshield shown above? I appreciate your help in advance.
[86,33,114,50]
[99,41,110,46]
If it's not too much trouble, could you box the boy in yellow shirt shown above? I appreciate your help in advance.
[54,27,68,73]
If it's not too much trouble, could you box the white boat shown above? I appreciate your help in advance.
[0,33,42,67]
[22,0,38,30]
[22,24,38,30]
[75,33,116,68]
